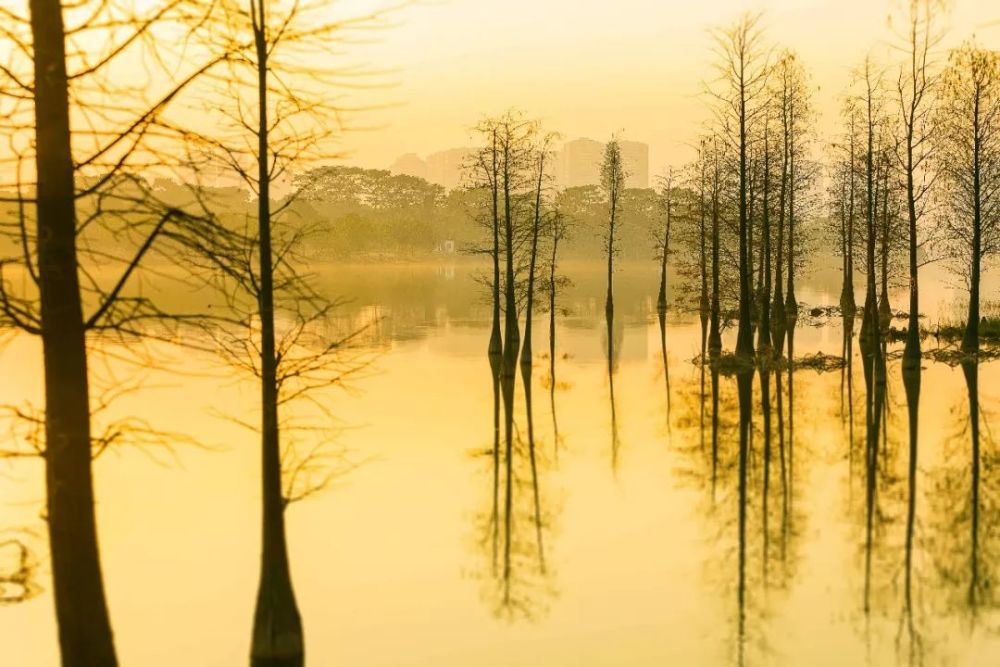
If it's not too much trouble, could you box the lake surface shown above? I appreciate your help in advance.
[1,261,998,666]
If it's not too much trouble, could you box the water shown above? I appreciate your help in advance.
[1,261,998,666]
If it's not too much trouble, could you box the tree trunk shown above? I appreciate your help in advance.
[785,99,798,324]
[29,0,118,663]
[709,166,722,358]
[963,103,982,355]
[489,131,502,357]
[903,134,921,366]
[736,74,753,356]
[657,191,670,314]
[521,153,545,368]
[502,136,520,371]
[250,7,304,664]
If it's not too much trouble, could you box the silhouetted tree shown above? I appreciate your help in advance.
[600,136,626,316]
[196,2,398,663]
[894,0,943,367]
[655,167,676,314]
[711,12,770,356]
[0,2,228,663]
[935,43,1000,354]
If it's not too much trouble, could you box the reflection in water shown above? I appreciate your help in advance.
[521,355,547,576]
[659,309,672,438]
[926,357,999,643]
[476,310,555,620]
[901,348,923,663]
[961,360,984,617]
[4,263,1000,665]
[736,362,752,667]
[605,309,623,473]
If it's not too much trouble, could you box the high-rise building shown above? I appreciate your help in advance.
[557,138,604,188]
[389,138,649,191]
[425,148,473,190]
[554,137,649,189]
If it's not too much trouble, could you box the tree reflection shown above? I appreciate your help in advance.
[472,346,556,622]
[605,309,623,473]
[927,358,999,633]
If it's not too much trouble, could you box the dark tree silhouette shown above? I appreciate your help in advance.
[936,44,1000,354]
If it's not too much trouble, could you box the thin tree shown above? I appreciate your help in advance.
[895,0,943,367]
[711,12,770,356]
[601,136,626,317]
[936,44,1000,354]
[521,132,557,368]
[200,2,399,664]
[656,167,675,314]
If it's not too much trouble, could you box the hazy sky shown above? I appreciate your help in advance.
[337,0,996,174]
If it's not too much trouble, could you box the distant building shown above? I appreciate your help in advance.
[557,138,604,188]
[389,148,472,190]
[425,148,473,190]
[553,137,649,189]
[390,138,649,191]
[389,153,429,181]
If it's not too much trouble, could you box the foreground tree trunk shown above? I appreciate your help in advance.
[28,0,118,663]
[250,2,304,664]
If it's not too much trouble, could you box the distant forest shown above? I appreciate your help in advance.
[188,165,676,261]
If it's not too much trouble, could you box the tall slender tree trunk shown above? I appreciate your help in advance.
[709,160,722,358]
[250,5,304,664]
[489,130,502,357]
[759,132,772,353]
[699,154,710,322]
[772,119,788,340]
[963,102,983,354]
[657,183,671,314]
[736,74,753,356]
[878,161,892,333]
[903,132,921,365]
[606,204,616,317]
[29,0,118,663]
[521,152,545,368]
[842,128,857,317]
[548,231,560,458]
[861,79,878,345]
[502,136,520,374]
[785,97,798,324]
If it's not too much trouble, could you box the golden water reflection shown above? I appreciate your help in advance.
[1,261,999,666]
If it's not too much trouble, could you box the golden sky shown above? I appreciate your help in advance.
[340,0,997,175]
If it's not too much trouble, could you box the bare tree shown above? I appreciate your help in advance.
[774,50,812,327]
[189,2,399,664]
[710,12,770,356]
[0,2,231,663]
[894,0,944,367]
[521,132,558,368]
[655,167,676,314]
[467,119,504,357]
[936,43,1000,354]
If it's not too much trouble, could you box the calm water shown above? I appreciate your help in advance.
[2,261,998,666]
